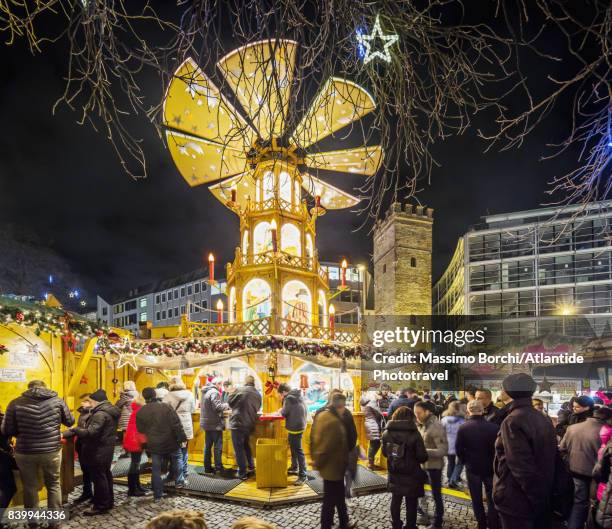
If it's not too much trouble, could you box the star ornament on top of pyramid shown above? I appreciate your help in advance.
[357,14,399,65]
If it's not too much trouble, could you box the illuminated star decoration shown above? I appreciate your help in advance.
[356,14,399,65]
[538,376,554,393]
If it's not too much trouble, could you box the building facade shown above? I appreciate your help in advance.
[433,201,612,340]
[320,261,372,324]
[97,268,227,333]
[373,202,434,315]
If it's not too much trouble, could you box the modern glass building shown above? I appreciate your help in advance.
[433,201,612,340]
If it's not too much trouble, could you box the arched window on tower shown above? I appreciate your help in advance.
[279,171,292,206]
[262,171,274,202]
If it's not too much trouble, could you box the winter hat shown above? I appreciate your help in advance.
[575,395,595,409]
[502,373,537,399]
[467,400,484,416]
[89,389,108,402]
[142,387,157,402]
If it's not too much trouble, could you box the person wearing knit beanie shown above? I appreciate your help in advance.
[501,373,537,401]
[570,395,595,425]
[89,389,108,403]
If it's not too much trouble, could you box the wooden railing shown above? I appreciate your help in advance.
[248,197,303,215]
[182,316,359,344]
[228,248,328,283]
[186,317,271,338]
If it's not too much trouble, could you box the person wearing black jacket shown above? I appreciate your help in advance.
[0,406,16,510]
[136,387,187,500]
[382,406,428,529]
[387,388,421,417]
[1,380,74,514]
[475,389,503,426]
[455,400,500,529]
[66,389,120,516]
[570,395,595,425]
[493,374,557,529]
[72,394,93,503]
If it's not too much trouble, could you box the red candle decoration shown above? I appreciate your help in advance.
[270,220,278,252]
[315,195,321,207]
[208,253,215,282]
[341,259,348,287]
[216,299,224,324]
[230,186,237,203]
[329,304,335,333]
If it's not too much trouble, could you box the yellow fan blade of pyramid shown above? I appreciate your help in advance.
[301,171,360,209]
[290,78,376,149]
[304,145,383,176]
[165,130,247,187]
[163,58,255,150]
[217,39,297,139]
[208,173,258,211]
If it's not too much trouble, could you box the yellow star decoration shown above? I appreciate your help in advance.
[357,14,399,65]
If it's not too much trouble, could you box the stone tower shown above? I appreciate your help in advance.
[373,202,434,315]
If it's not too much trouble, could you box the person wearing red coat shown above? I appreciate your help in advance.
[122,400,148,496]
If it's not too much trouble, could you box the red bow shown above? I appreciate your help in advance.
[264,380,280,395]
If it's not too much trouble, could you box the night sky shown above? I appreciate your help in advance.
[0,6,589,304]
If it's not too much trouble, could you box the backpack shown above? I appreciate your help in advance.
[551,450,575,521]
[387,442,410,473]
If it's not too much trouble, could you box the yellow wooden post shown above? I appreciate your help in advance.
[66,336,98,398]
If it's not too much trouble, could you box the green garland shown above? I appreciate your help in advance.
[0,297,108,340]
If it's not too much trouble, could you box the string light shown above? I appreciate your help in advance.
[356,14,398,65]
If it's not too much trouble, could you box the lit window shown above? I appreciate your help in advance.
[140,298,147,308]
[140,312,147,322]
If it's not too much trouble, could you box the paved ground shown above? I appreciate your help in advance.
[59,485,479,529]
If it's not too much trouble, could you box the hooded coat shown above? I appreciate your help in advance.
[164,387,196,439]
[1,387,74,454]
[136,400,186,455]
[72,401,120,466]
[382,419,428,497]
[200,383,228,431]
[115,389,139,431]
[122,402,146,453]
[440,414,465,455]
[493,397,557,519]
[594,440,612,528]
[280,389,308,432]
[598,424,612,501]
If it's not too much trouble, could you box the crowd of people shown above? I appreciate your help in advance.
[0,374,611,529]
[309,375,612,529]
